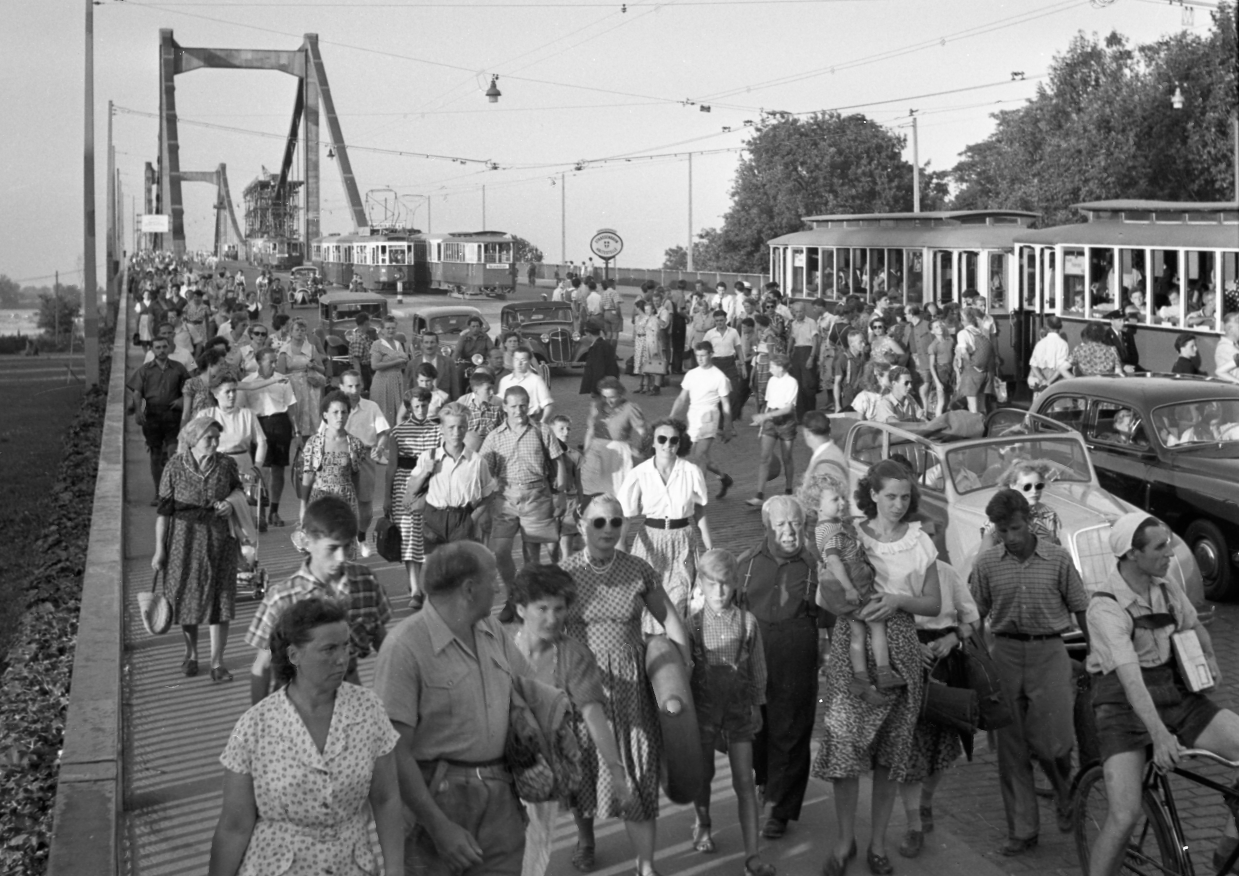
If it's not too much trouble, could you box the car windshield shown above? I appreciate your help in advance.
[1152,400,1239,446]
[944,436,1092,494]
[328,302,386,320]
[426,314,477,336]
[507,305,572,326]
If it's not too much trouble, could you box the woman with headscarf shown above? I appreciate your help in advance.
[152,416,245,682]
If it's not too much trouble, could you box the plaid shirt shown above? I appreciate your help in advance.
[697,603,767,706]
[245,561,392,658]
[460,394,505,439]
[348,328,374,367]
[970,538,1087,636]
[480,420,563,490]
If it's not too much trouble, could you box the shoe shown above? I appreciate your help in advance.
[744,856,776,876]
[865,849,894,875]
[897,830,923,859]
[571,841,596,872]
[1056,802,1074,833]
[258,517,268,533]
[211,666,234,683]
[649,386,661,396]
[410,590,426,613]
[999,836,1038,857]
[1214,836,1238,873]
[746,496,764,508]
[268,512,286,527]
[718,474,734,499]
[692,823,715,854]
[183,659,199,677]
[358,539,373,558]
[820,856,848,876]
[919,806,934,834]
[874,665,907,690]
[848,672,889,706]
[762,817,787,839]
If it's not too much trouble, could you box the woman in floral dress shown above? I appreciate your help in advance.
[278,317,327,437]
[299,391,363,534]
[631,300,651,393]
[381,387,440,600]
[561,494,693,876]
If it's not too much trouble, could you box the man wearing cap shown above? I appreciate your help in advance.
[668,280,688,374]
[1085,512,1239,876]
[1103,309,1141,373]
[971,488,1088,857]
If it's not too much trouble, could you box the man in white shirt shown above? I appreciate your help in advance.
[671,341,735,498]
[144,322,197,374]
[703,310,745,419]
[785,301,820,417]
[1028,316,1071,392]
[498,348,554,422]
[799,410,849,491]
[241,347,298,528]
[748,352,799,508]
[1214,312,1239,384]
[404,402,494,555]
[338,369,392,551]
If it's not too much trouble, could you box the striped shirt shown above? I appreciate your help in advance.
[245,561,392,658]
[970,538,1087,636]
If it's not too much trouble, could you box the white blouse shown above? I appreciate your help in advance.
[618,457,708,521]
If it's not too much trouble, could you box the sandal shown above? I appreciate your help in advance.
[692,823,716,854]
[744,856,776,876]
[571,841,595,872]
[211,666,234,683]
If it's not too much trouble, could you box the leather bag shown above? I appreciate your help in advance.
[374,517,402,562]
[138,569,173,636]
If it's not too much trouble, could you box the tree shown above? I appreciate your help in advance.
[0,275,19,309]
[663,228,730,272]
[713,112,939,273]
[38,284,81,343]
[512,235,544,264]
[949,5,1236,224]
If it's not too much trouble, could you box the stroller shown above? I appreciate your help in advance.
[236,466,270,601]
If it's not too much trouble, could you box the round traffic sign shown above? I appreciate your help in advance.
[590,229,623,260]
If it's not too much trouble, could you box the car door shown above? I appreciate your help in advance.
[1037,393,1089,435]
[1084,399,1155,510]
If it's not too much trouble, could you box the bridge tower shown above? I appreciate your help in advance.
[155,29,366,254]
[174,164,245,258]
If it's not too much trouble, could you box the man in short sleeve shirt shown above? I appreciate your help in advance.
[785,301,820,417]
[126,337,189,494]
[971,488,1088,856]
[671,341,735,498]
[374,542,531,876]
[1085,512,1239,876]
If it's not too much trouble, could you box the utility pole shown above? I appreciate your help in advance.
[687,153,694,272]
[83,0,99,385]
[560,172,566,265]
[910,110,921,214]
[482,185,487,229]
[107,100,115,305]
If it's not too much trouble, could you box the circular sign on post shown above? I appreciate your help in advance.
[590,229,623,261]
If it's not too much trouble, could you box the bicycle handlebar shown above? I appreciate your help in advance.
[1180,748,1239,769]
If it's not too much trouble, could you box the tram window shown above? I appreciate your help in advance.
[1063,248,1086,315]
[988,252,1009,312]
[961,252,978,298]
[935,252,954,303]
[1224,253,1238,318]
[1184,250,1221,332]
[821,249,835,297]
[771,247,785,287]
[390,247,407,265]
[870,249,885,297]
[837,249,852,295]
[1088,248,1116,315]
[906,251,924,305]
[885,249,903,300]
[378,245,389,265]
[791,248,806,294]
[806,247,820,295]
[1042,249,1057,312]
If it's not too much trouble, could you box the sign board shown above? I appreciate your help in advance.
[140,214,170,233]
[486,263,509,269]
[590,229,623,261]
[1063,254,1085,276]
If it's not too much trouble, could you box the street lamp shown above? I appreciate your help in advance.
[485,75,501,103]
[1172,83,1185,110]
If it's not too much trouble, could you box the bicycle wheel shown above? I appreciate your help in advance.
[1073,764,1184,876]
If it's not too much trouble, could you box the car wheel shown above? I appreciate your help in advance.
[1186,518,1235,602]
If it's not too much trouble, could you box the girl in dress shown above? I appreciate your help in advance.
[687,549,776,876]
[508,564,631,876]
[631,300,651,393]
[300,391,364,553]
[382,387,440,600]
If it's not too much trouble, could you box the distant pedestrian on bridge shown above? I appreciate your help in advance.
[126,336,189,498]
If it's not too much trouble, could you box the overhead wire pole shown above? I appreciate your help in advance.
[560,172,566,264]
[83,0,99,386]
[686,152,693,272]
[910,109,920,214]
[482,184,486,228]
[107,99,115,320]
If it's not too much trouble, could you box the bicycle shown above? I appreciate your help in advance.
[1073,748,1239,876]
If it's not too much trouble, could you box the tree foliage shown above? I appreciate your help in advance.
[0,276,20,309]
[709,112,947,273]
[511,235,544,264]
[662,228,728,271]
[37,285,81,341]
[950,4,1237,224]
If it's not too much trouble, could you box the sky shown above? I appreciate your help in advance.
[0,0,1223,288]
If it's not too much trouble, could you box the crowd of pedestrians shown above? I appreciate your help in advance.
[123,253,1239,876]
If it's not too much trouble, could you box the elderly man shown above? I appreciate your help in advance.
[338,369,390,551]
[971,488,1089,856]
[126,336,189,497]
[1214,312,1239,384]
[737,495,820,840]
[1086,512,1239,875]
[405,402,494,555]
[374,541,532,876]
[480,386,566,587]
[786,301,820,417]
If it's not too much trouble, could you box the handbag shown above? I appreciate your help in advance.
[962,631,1014,731]
[923,675,980,735]
[138,569,173,636]
[402,448,435,514]
[641,353,668,375]
[374,516,402,562]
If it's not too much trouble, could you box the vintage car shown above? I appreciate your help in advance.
[1031,374,1239,601]
[289,265,325,306]
[500,301,582,370]
[836,413,1207,618]
[315,290,388,379]
[406,305,492,359]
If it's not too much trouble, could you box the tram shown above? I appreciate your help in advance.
[426,231,517,299]
[768,209,1039,384]
[312,234,354,287]
[249,237,305,271]
[1012,201,1238,373]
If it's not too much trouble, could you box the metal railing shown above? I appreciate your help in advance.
[526,262,769,292]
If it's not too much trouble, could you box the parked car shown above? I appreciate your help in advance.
[1030,374,1239,601]
[315,290,388,379]
[289,265,324,306]
[500,301,582,370]
[406,305,492,388]
[836,413,1207,618]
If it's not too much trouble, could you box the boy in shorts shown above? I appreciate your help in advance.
[747,352,798,508]
[245,495,391,704]
[671,341,736,498]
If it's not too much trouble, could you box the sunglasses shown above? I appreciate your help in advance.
[1020,482,1046,493]
[871,324,886,331]
[251,331,268,337]
[590,517,624,530]
[655,434,681,446]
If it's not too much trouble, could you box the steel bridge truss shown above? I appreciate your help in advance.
[155,29,366,254]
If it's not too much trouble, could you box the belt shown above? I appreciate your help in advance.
[644,517,689,529]
[994,631,1064,641]
[427,502,476,515]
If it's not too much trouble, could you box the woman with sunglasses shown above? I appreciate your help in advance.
[618,418,713,633]
[868,318,905,367]
[561,494,693,876]
[979,459,1062,550]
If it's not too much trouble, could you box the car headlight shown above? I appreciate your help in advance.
[572,332,581,342]
[440,345,452,358]
[540,333,551,343]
